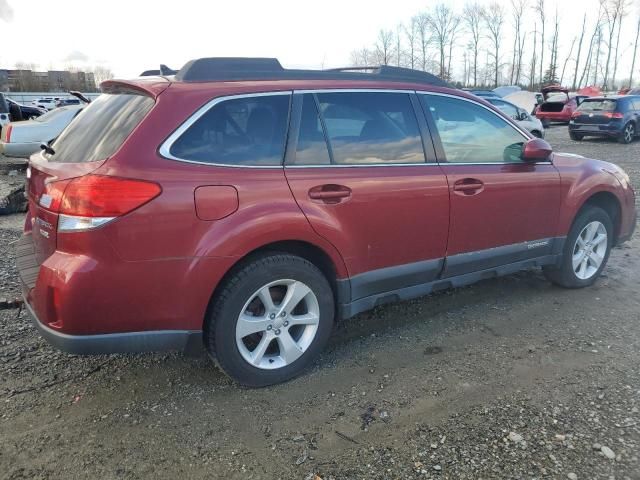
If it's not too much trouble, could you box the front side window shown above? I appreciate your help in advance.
[421,95,527,164]
[315,92,425,165]
[169,94,290,166]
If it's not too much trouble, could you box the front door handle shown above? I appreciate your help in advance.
[308,184,352,204]
[453,178,484,196]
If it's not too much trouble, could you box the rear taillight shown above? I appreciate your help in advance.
[5,124,12,142]
[40,175,161,232]
[603,112,624,119]
[571,111,582,119]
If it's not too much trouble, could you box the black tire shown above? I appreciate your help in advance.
[569,131,583,141]
[204,253,335,387]
[618,122,635,144]
[541,118,551,128]
[543,206,613,288]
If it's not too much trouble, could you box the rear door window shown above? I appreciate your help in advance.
[48,93,154,163]
[168,94,291,166]
[315,92,425,165]
[291,94,331,165]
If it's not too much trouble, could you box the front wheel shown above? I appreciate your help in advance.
[618,122,635,144]
[543,206,613,288]
[205,254,335,387]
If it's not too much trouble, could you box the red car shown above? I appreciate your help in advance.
[536,85,601,125]
[17,58,636,386]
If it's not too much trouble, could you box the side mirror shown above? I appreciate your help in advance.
[518,112,529,121]
[522,138,553,162]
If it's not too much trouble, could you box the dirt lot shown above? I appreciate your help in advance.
[1,127,639,480]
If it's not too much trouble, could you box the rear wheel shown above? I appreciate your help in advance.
[543,206,612,288]
[205,254,334,387]
[618,122,635,144]
[569,131,583,141]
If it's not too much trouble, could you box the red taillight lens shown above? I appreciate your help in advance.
[5,124,12,142]
[59,175,161,217]
[603,112,624,119]
[571,111,582,119]
[41,178,71,211]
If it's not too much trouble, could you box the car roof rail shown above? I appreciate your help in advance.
[173,57,450,87]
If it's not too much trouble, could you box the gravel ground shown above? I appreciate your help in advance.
[1,126,639,480]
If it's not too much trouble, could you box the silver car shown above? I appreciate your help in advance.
[486,98,545,138]
[0,104,84,158]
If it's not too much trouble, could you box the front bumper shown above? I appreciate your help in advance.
[24,298,202,355]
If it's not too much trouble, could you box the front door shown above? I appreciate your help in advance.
[419,93,562,277]
[285,91,450,300]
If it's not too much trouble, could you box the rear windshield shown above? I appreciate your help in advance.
[48,92,154,163]
[578,99,617,112]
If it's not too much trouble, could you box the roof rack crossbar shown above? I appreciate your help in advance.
[172,57,450,88]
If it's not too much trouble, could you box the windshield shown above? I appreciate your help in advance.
[48,92,154,163]
[578,100,617,112]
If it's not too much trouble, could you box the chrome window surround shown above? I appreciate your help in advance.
[158,88,549,168]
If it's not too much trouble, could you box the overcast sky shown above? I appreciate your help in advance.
[0,0,634,83]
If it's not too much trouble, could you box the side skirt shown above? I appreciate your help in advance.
[338,253,562,320]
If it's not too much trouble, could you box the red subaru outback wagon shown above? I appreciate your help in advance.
[16,58,636,386]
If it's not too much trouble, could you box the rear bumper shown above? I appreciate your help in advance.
[569,123,622,137]
[617,209,637,245]
[25,298,202,355]
[0,140,40,158]
[536,111,571,122]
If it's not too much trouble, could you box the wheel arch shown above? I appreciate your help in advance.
[576,191,622,243]
[204,239,348,330]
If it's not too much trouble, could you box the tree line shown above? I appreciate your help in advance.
[350,0,640,91]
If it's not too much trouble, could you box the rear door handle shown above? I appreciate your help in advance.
[308,184,352,204]
[453,178,484,195]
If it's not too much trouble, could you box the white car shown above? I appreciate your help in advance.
[0,104,84,158]
[32,98,60,111]
[485,97,545,138]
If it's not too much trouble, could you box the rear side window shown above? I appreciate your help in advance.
[315,92,425,165]
[49,93,154,163]
[169,94,291,166]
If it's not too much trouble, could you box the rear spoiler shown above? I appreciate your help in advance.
[100,77,170,99]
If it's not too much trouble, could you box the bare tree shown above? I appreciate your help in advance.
[509,0,527,85]
[396,24,403,67]
[350,47,373,66]
[415,13,431,71]
[572,14,588,89]
[375,29,395,65]
[482,2,506,87]
[544,9,560,84]
[611,0,631,89]
[426,3,459,79]
[404,17,419,69]
[630,15,640,87]
[601,0,625,89]
[529,26,538,89]
[560,37,576,85]
[534,0,546,87]
[92,66,115,85]
[463,3,484,86]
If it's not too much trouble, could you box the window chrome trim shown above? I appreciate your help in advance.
[158,91,293,168]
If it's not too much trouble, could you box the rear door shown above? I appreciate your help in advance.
[419,93,561,277]
[285,90,450,300]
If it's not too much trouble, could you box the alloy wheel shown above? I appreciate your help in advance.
[572,221,608,280]
[235,279,320,370]
[624,124,634,143]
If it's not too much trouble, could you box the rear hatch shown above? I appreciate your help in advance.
[27,89,157,266]
[572,98,619,125]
